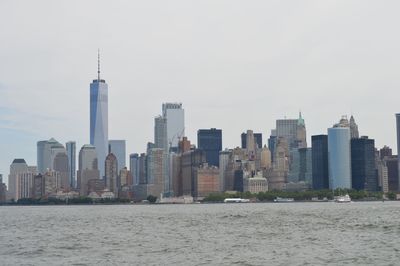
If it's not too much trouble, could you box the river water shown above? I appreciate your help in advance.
[0,202,399,265]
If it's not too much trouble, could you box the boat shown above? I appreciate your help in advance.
[334,194,351,203]
[223,198,250,203]
[274,197,294,202]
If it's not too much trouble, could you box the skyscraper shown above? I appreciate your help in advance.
[8,159,29,201]
[275,112,307,150]
[77,144,100,196]
[311,135,329,190]
[162,103,184,149]
[37,138,66,174]
[105,153,118,196]
[108,140,126,171]
[154,115,168,151]
[90,52,108,178]
[66,141,76,188]
[241,132,262,149]
[129,153,140,185]
[328,118,352,189]
[197,128,222,167]
[351,137,377,191]
[349,115,359,139]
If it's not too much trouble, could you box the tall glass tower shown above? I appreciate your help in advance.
[90,51,108,178]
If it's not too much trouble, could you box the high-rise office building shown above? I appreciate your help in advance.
[66,141,76,188]
[0,174,6,203]
[385,155,399,191]
[90,52,108,179]
[380,145,392,159]
[129,153,140,185]
[328,118,352,189]
[154,115,168,151]
[349,115,359,139]
[77,144,100,196]
[105,153,118,196]
[275,113,307,150]
[268,130,277,163]
[311,135,329,190]
[147,148,168,198]
[8,159,29,201]
[37,138,66,174]
[197,128,222,167]
[53,152,69,190]
[162,103,184,149]
[241,132,263,150]
[108,140,126,171]
[351,137,377,191]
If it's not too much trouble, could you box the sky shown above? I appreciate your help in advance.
[1,1,400,184]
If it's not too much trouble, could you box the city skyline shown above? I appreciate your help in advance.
[1,1,400,182]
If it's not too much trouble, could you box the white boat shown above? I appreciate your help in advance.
[274,197,294,202]
[334,194,351,203]
[223,198,250,203]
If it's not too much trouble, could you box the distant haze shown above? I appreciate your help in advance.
[1,1,400,183]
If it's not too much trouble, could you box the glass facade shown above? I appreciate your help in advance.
[198,128,222,167]
[312,135,329,190]
[351,137,377,191]
[328,127,351,189]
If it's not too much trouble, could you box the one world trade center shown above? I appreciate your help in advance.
[90,51,108,178]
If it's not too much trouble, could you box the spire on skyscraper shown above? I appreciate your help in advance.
[97,49,101,81]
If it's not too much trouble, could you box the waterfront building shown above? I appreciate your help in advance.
[0,175,6,202]
[194,164,220,199]
[147,148,168,198]
[77,144,100,196]
[328,117,352,189]
[351,137,377,191]
[243,173,268,193]
[197,128,222,167]
[349,115,360,139]
[108,140,126,171]
[105,153,118,197]
[90,53,108,178]
[66,141,76,188]
[376,156,389,193]
[181,149,206,196]
[385,155,399,191]
[138,153,147,184]
[312,135,329,190]
[8,159,29,201]
[162,103,185,149]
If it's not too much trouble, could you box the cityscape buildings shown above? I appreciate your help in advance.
[311,135,329,190]
[162,103,184,150]
[351,137,377,191]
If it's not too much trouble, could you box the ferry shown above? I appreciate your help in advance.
[274,197,294,202]
[334,194,352,203]
[223,198,250,203]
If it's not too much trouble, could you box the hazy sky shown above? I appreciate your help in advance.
[1,1,400,183]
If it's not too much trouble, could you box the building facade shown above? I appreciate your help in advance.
[108,140,126,171]
[312,135,329,190]
[328,125,352,189]
[351,137,377,191]
[66,141,76,188]
[197,128,222,167]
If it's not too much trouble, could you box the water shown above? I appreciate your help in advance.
[1,202,400,265]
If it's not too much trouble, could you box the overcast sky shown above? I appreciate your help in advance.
[1,1,400,183]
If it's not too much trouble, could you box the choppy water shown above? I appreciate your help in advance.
[1,202,400,265]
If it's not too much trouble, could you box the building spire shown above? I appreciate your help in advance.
[97,49,101,81]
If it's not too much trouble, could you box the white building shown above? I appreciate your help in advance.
[162,103,185,149]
